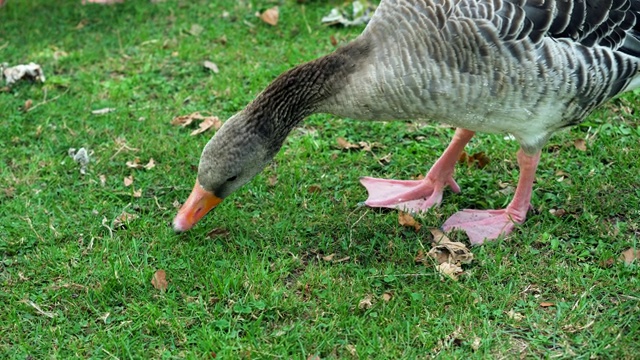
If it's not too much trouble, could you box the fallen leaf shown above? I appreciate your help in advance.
[574,139,587,151]
[123,175,133,187]
[540,302,555,307]
[112,211,138,229]
[426,230,474,266]
[203,60,219,73]
[459,151,490,168]
[172,200,181,209]
[189,23,204,36]
[358,295,373,310]
[322,253,335,261]
[307,185,322,193]
[260,6,279,26]
[330,34,338,46]
[207,228,230,239]
[507,310,525,321]
[267,176,278,186]
[620,248,639,265]
[151,269,168,291]
[190,116,222,136]
[336,137,360,150]
[398,211,421,232]
[91,107,116,115]
[23,99,32,111]
[133,188,142,198]
[435,262,463,281]
[126,158,156,170]
[549,208,566,217]
[382,292,392,302]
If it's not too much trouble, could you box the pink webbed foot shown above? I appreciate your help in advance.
[443,149,542,245]
[360,128,475,213]
[442,209,524,245]
[360,176,460,213]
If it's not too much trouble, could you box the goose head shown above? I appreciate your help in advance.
[172,40,370,232]
[172,111,280,232]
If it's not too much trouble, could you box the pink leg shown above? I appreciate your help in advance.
[442,149,541,245]
[360,128,475,212]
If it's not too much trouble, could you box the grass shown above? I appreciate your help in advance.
[1,0,639,358]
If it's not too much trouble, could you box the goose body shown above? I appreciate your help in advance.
[174,0,640,244]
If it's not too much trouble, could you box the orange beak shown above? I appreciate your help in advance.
[173,180,223,233]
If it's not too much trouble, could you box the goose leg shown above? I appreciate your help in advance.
[442,149,540,245]
[360,128,474,212]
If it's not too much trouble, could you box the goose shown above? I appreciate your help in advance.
[173,0,640,244]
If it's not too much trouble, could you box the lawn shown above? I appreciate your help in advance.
[1,0,639,358]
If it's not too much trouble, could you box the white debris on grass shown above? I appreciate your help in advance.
[321,0,377,27]
[2,62,46,85]
[69,147,91,175]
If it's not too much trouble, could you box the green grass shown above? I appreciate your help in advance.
[1,1,639,358]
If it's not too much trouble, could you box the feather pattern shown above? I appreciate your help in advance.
[318,0,640,153]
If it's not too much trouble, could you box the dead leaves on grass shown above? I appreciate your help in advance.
[171,112,222,136]
[398,212,421,232]
[620,248,639,265]
[259,7,279,26]
[458,151,490,169]
[125,158,156,170]
[151,269,168,291]
[336,137,391,165]
[415,228,474,281]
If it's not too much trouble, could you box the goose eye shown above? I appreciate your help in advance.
[227,175,238,182]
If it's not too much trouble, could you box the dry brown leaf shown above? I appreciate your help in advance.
[549,208,566,217]
[398,211,421,232]
[151,269,168,291]
[426,230,474,265]
[358,295,373,310]
[126,158,156,170]
[330,34,338,46]
[190,116,222,136]
[435,262,464,281]
[260,7,279,26]
[540,302,555,307]
[620,248,639,265]
[574,139,587,151]
[307,185,322,193]
[376,153,392,165]
[123,175,133,187]
[171,113,198,127]
[24,99,32,111]
[382,292,392,302]
[207,228,230,239]
[336,137,360,150]
[112,211,138,229]
[203,60,219,73]
[267,176,278,186]
[133,188,142,198]
[322,253,335,261]
[459,151,490,168]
